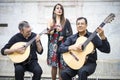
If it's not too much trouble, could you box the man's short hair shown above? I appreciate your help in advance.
[76,17,88,25]
[18,21,30,30]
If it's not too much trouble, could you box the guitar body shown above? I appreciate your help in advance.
[8,42,30,63]
[63,36,94,70]
[7,28,49,63]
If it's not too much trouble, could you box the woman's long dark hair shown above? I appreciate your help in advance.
[52,3,66,27]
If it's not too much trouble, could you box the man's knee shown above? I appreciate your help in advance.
[61,71,65,78]
[78,69,88,79]
[33,66,43,75]
[15,65,24,74]
[61,70,71,80]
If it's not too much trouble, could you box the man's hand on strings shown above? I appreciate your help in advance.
[68,44,83,52]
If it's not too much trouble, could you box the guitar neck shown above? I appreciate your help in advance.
[82,22,105,50]
[25,32,43,47]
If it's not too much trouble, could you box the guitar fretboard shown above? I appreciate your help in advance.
[25,29,47,47]
[82,22,105,50]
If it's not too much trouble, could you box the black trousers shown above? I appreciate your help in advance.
[61,62,96,80]
[14,60,43,80]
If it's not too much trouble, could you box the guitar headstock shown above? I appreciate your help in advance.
[104,13,115,24]
[39,28,49,35]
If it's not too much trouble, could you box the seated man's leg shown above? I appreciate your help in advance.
[78,62,96,80]
[28,60,43,80]
[14,64,25,80]
[61,67,77,80]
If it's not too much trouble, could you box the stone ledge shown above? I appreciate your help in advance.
[0,59,120,79]
[0,76,120,80]
[0,0,120,3]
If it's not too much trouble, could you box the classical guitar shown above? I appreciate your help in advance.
[63,13,115,70]
[8,28,48,63]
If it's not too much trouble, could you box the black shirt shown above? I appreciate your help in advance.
[1,32,43,63]
[59,30,110,63]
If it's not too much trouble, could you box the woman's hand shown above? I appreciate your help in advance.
[59,36,64,41]
[56,25,62,32]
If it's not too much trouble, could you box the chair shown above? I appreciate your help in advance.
[25,71,33,80]
[72,76,77,80]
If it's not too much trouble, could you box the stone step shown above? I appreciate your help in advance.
[0,57,120,79]
[0,76,120,80]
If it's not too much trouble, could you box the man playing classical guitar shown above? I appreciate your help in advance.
[1,21,43,80]
[59,17,111,80]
